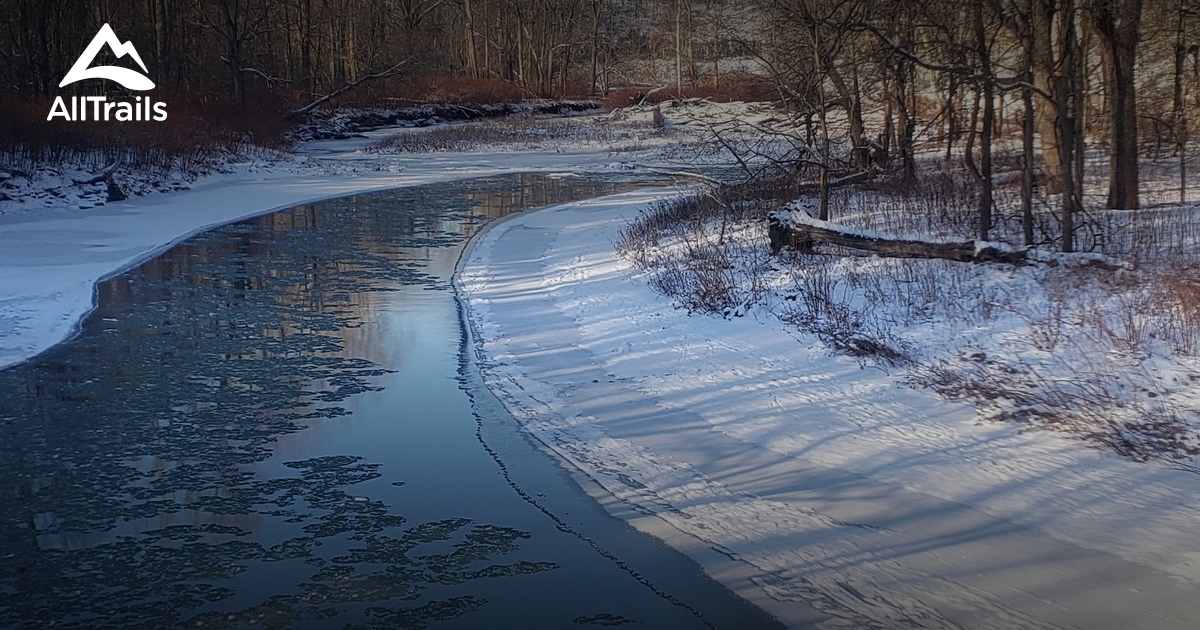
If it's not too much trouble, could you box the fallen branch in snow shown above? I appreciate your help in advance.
[769,209,1026,264]
[289,56,415,118]
[636,83,673,107]
[642,167,728,187]
[72,163,126,202]
[768,209,1129,270]
[72,163,120,186]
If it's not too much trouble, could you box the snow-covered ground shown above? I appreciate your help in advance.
[458,190,1200,629]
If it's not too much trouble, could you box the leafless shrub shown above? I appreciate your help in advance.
[623,138,1200,463]
[1086,205,1200,264]
[914,348,1200,465]
[1020,264,1200,358]
[1159,269,1200,354]
[392,75,530,105]
[825,157,1200,261]
[832,170,980,240]
[603,74,780,109]
[1013,297,1070,352]
[617,186,776,316]
[909,260,1200,464]
[778,253,911,366]
[0,93,291,185]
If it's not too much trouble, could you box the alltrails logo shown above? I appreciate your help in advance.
[47,23,168,122]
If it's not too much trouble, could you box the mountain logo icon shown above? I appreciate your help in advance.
[59,23,154,91]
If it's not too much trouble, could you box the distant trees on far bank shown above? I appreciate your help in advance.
[6,0,1200,235]
[0,0,759,105]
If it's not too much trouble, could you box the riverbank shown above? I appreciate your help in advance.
[1,99,767,370]
[0,124,672,371]
[457,190,1200,629]
[0,175,789,629]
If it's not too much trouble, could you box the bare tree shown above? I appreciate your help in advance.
[964,0,997,241]
[1092,0,1145,209]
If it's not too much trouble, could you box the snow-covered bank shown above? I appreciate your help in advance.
[458,191,1200,629]
[0,131,660,370]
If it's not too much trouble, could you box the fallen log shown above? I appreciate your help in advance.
[73,163,126,202]
[73,163,119,186]
[768,209,1128,270]
[289,56,414,119]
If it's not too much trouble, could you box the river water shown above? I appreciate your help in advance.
[0,174,779,629]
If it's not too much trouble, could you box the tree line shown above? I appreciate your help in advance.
[5,0,1200,250]
[0,0,750,104]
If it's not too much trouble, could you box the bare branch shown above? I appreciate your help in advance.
[290,56,416,117]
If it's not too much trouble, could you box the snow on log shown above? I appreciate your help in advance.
[72,164,126,202]
[768,208,1129,270]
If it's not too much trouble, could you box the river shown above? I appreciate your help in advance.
[0,174,779,629]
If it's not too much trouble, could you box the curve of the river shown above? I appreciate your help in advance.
[0,174,779,630]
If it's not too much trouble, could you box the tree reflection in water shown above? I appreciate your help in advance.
[0,174,684,629]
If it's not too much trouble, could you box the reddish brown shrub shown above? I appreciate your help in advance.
[335,75,531,107]
[405,75,527,104]
[0,90,292,174]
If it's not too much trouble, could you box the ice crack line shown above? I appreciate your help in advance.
[479,357,1058,630]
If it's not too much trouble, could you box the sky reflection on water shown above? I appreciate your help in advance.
[0,174,778,630]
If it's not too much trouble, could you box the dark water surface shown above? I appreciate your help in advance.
[0,174,779,629]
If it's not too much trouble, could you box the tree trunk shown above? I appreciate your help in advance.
[1093,0,1143,209]
[895,61,915,185]
[828,65,869,171]
[1174,4,1188,203]
[945,75,957,163]
[217,0,245,104]
[675,0,684,94]
[464,0,478,78]
[1023,78,1036,246]
[1030,0,1064,194]
[710,0,720,87]
[1057,0,1084,252]
[882,73,894,164]
[590,0,602,94]
[974,1,994,241]
[813,29,831,220]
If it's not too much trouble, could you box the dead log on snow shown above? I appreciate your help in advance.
[73,163,126,202]
[768,210,1127,270]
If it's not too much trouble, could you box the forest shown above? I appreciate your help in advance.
[0,0,1197,250]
